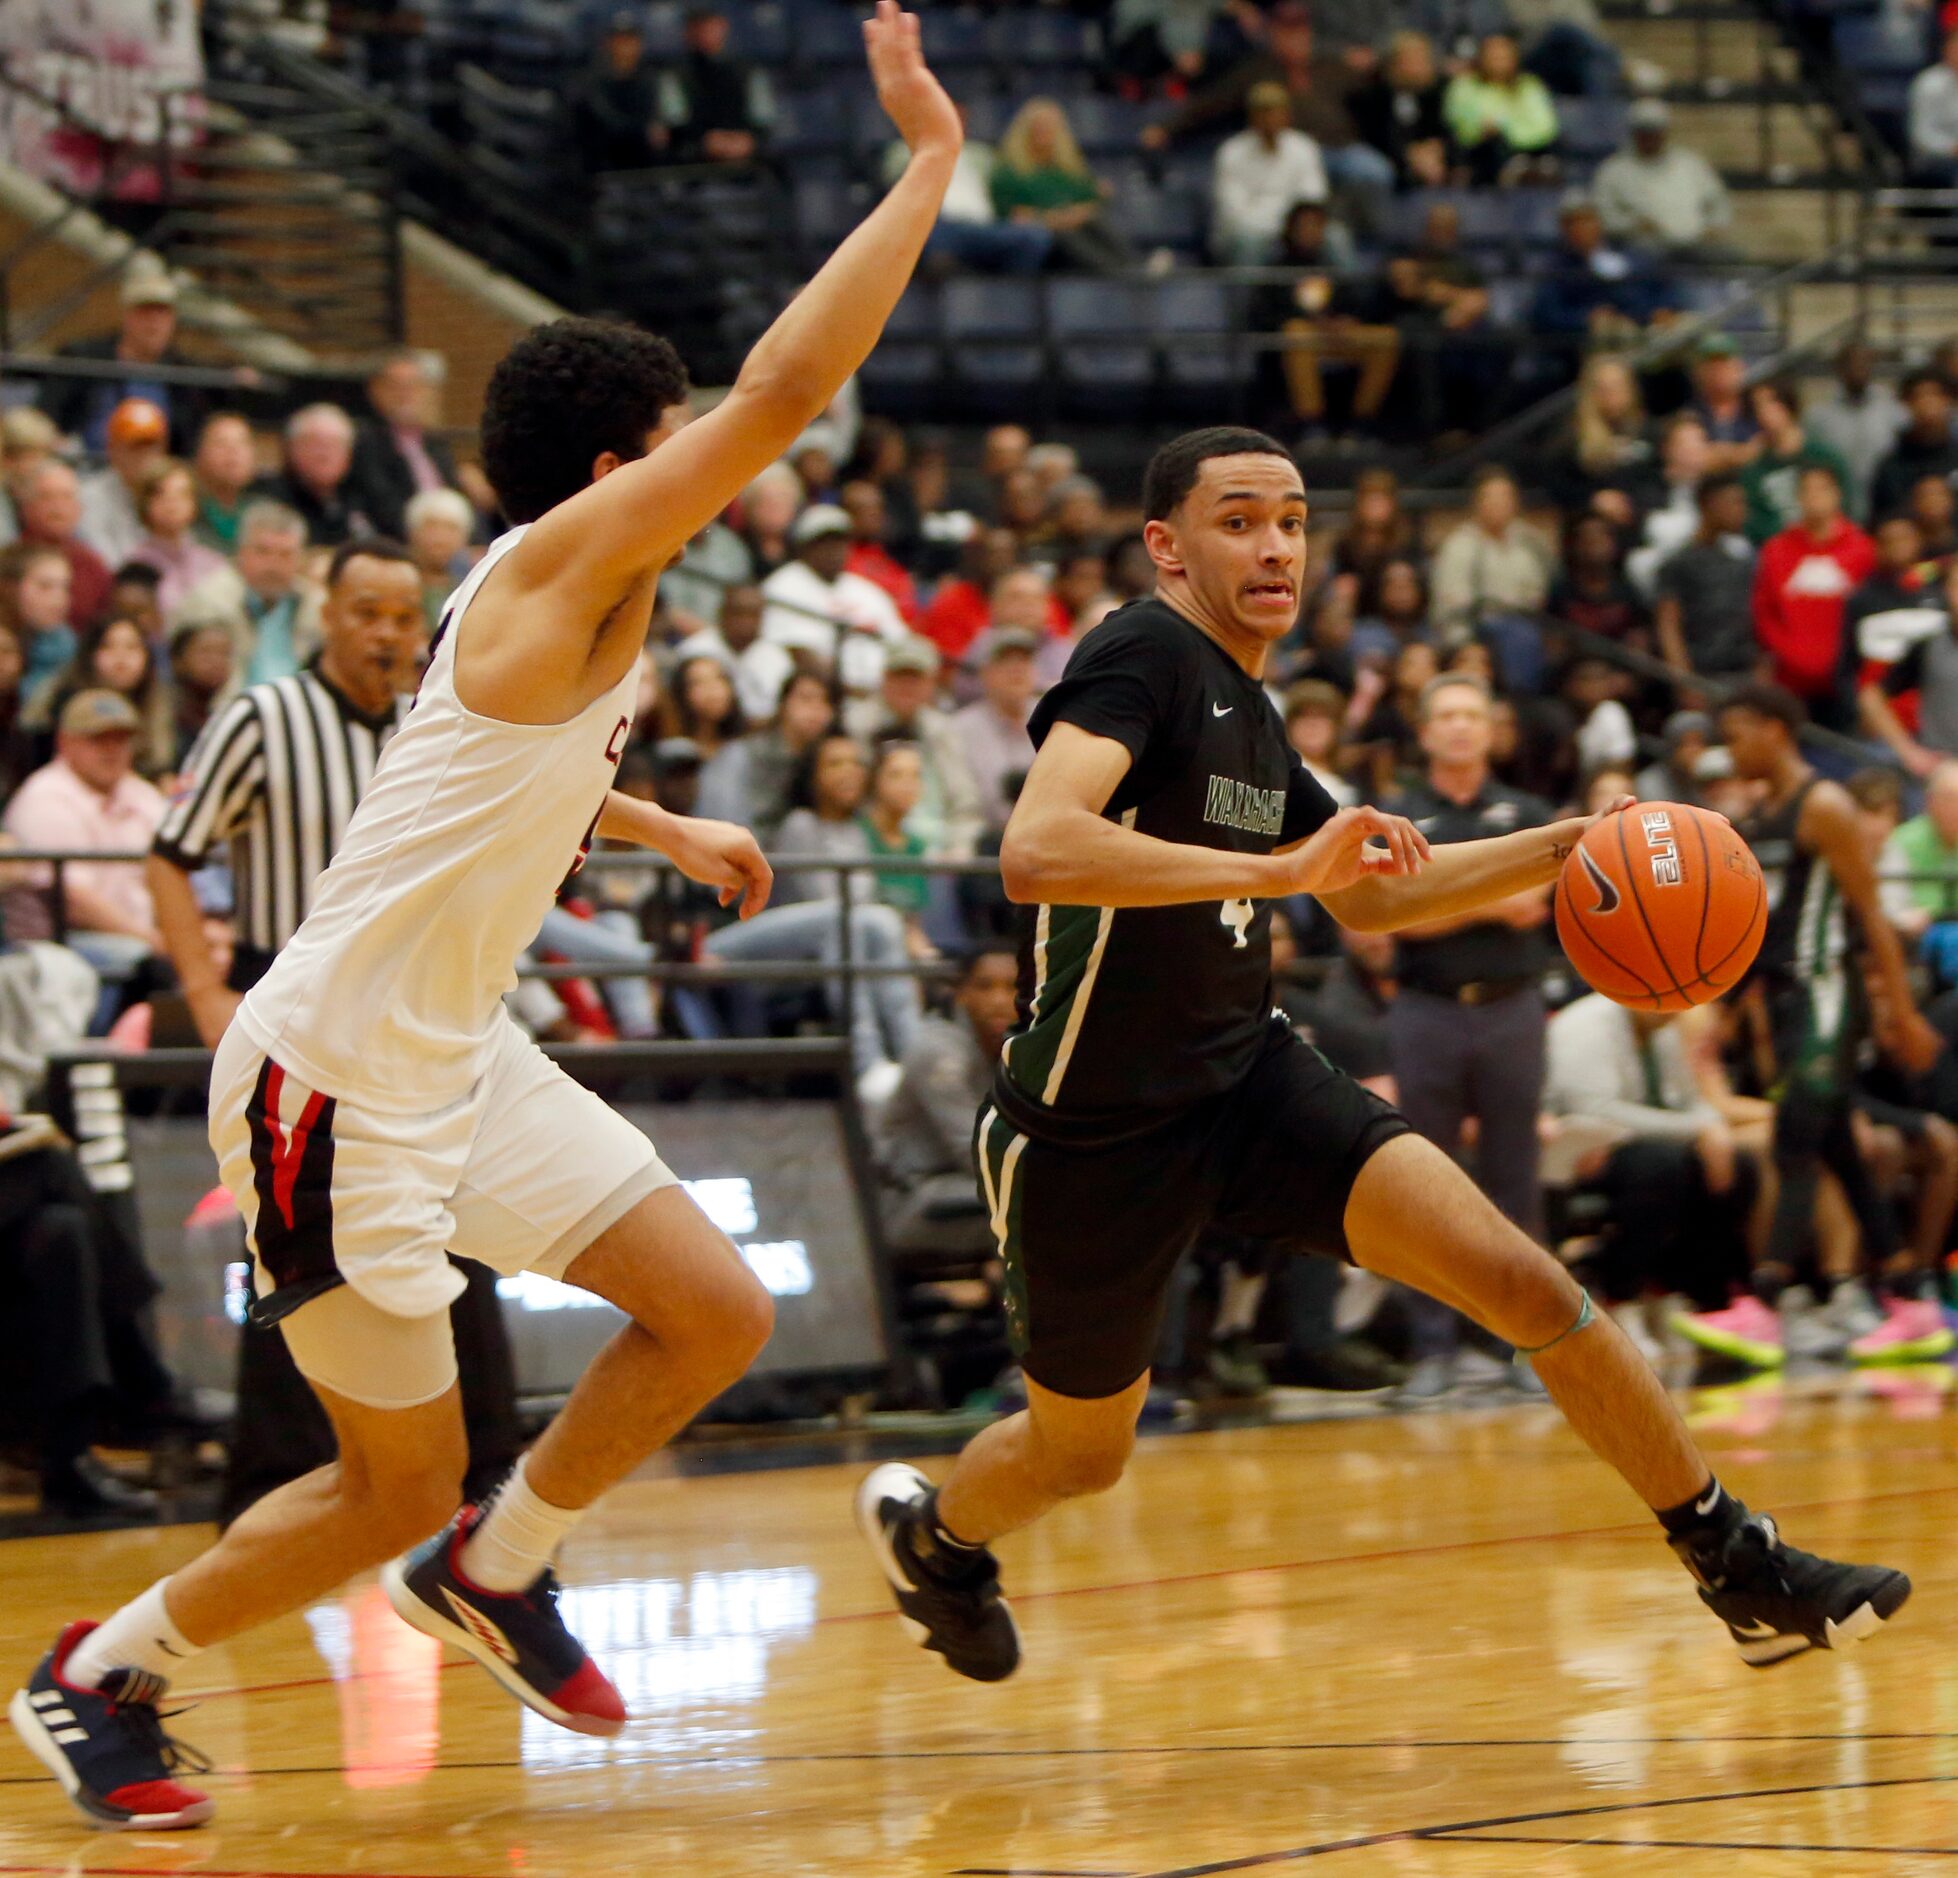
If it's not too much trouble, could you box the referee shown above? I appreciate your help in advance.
[146,538,520,1519]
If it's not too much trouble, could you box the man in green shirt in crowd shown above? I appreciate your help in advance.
[1744,378,1855,541]
[1881,759,1958,938]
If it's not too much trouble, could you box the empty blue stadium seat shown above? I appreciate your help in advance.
[1833,13,1923,70]
[883,285,942,341]
[793,175,863,244]
[944,277,1042,338]
[1065,94,1150,156]
[1558,98,1628,160]
[792,5,870,64]
[728,3,790,61]
[1048,278,1153,336]
[773,90,848,154]
[990,10,1098,64]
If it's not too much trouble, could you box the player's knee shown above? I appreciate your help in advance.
[1033,1434,1132,1501]
[665,1254,774,1384]
[1458,1235,1576,1345]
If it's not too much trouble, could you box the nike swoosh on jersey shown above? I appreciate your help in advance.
[1211,702,1233,717]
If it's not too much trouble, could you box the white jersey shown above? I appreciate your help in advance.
[236,526,639,1114]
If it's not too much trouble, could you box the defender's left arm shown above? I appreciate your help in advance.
[596,791,773,920]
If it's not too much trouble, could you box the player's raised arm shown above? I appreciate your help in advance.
[1001,724,1427,908]
[521,2,957,590]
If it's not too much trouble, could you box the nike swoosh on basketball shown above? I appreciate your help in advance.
[1211,702,1233,717]
[1577,846,1621,915]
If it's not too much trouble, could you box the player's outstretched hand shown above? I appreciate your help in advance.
[865,0,962,157]
[664,816,774,920]
[1277,805,1429,898]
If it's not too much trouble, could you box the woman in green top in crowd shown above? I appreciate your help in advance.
[990,97,1138,275]
[859,738,938,955]
[1443,34,1561,187]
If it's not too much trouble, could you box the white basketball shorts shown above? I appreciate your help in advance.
[208,1013,674,1409]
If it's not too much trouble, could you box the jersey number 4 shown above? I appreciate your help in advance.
[1220,898,1254,949]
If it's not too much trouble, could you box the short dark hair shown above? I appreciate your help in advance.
[1719,680,1806,734]
[1142,426,1295,521]
[1902,367,1953,402]
[956,941,1018,983]
[109,560,163,591]
[326,536,417,587]
[1847,766,1905,816]
[1695,470,1744,506]
[1797,460,1843,492]
[480,317,690,524]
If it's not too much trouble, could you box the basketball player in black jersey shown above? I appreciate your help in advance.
[858,429,1911,1681]
[1677,684,1944,1367]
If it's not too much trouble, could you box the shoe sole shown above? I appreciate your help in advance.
[1671,1316,1786,1369]
[7,1687,215,1831]
[853,1463,1020,1677]
[378,1561,624,1738]
[1850,1331,1957,1366]
[1734,1576,1913,1668]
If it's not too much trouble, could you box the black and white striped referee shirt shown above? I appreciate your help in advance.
[152,664,403,958]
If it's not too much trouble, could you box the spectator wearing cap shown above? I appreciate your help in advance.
[9,462,110,628]
[77,397,170,569]
[251,403,370,548]
[1909,27,1958,186]
[348,349,468,542]
[1753,462,1876,726]
[38,260,206,454]
[1210,82,1329,264]
[571,11,667,172]
[2,689,167,998]
[1593,99,1731,257]
[676,580,792,723]
[1443,34,1560,187]
[1684,334,1761,473]
[129,459,230,624]
[760,503,909,694]
[953,628,1039,833]
[845,635,985,856]
[1741,380,1854,545]
[659,5,773,164]
[175,499,320,687]
[1806,341,1906,521]
[1871,370,1958,522]
[191,412,261,553]
[1528,193,1671,357]
[1634,709,1714,804]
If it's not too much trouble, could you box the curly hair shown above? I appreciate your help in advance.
[480,318,691,524]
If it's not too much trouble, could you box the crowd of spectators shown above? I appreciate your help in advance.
[14,236,1958,1452]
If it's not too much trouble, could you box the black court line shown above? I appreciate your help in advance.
[1429,1834,1958,1856]
[1123,1773,1958,1877]
[0,1730,1951,1787]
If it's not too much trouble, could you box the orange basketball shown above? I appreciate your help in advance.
[1554,801,1766,1013]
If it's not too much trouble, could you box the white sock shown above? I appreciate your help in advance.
[1215,1266,1266,1338]
[459,1455,588,1593]
[66,1579,199,1690]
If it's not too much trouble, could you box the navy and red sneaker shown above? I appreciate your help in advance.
[381,1506,626,1736]
[8,1622,214,1831]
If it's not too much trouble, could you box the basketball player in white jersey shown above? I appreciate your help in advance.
[9,6,961,1831]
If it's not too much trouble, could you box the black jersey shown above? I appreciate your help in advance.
[993,598,1339,1139]
[1744,774,1848,987]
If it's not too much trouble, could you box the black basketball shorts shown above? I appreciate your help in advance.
[975,1033,1411,1400]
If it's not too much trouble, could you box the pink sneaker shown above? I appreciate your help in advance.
[1673,1295,1786,1368]
[1850,1297,1956,1366]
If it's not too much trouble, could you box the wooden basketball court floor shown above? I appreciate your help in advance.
[2,1371,1954,1877]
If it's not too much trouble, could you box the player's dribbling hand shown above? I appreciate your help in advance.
[664,817,774,920]
[866,0,962,157]
[1275,805,1429,898]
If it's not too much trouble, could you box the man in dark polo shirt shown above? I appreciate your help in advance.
[1654,473,1758,698]
[1387,671,1555,1397]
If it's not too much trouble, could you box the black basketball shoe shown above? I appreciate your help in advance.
[854,1463,1020,1682]
[9,1623,214,1830]
[1672,1512,1912,1667]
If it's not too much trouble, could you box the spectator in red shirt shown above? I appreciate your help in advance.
[919,526,1023,662]
[13,460,111,627]
[1752,463,1876,730]
[839,478,919,622]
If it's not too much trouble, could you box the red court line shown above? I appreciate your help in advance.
[176,1479,1958,1703]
